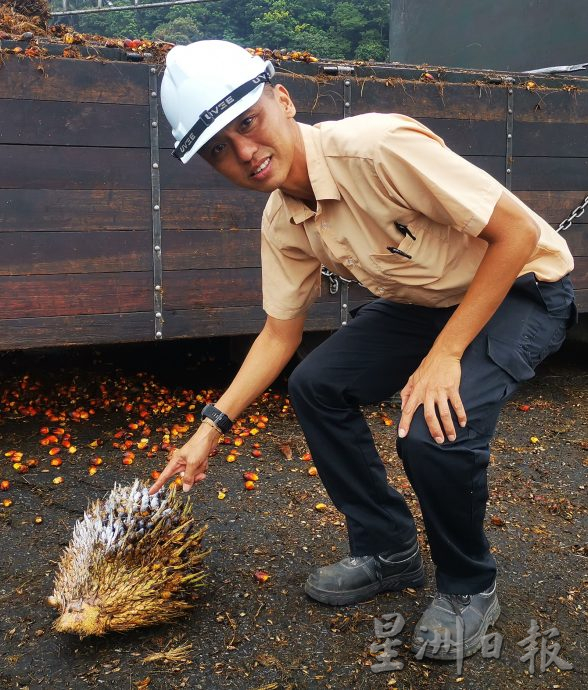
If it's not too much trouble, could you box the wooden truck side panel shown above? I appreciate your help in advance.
[0,54,586,349]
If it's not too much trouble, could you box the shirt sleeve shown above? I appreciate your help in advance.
[373,120,504,237]
[260,196,322,320]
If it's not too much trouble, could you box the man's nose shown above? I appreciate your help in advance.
[231,134,257,162]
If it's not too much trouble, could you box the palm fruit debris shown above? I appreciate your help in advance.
[0,1,318,64]
[49,478,210,638]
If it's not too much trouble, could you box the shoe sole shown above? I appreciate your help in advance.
[304,565,425,606]
[410,596,501,661]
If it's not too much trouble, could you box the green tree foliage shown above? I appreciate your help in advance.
[152,15,201,43]
[54,0,389,60]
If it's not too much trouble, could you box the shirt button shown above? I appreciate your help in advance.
[345,258,356,267]
[376,287,385,294]
[321,221,328,230]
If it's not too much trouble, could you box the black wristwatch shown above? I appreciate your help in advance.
[201,403,234,434]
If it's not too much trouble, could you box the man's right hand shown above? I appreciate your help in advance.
[148,422,222,495]
[148,315,306,496]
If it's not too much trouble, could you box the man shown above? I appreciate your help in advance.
[149,40,576,660]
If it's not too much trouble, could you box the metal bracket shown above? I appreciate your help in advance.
[505,79,514,190]
[149,66,163,340]
[343,76,352,119]
[340,281,350,326]
[339,71,352,325]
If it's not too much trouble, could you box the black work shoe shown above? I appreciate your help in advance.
[411,582,500,661]
[304,541,424,606]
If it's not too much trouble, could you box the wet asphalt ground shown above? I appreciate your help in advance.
[0,335,585,690]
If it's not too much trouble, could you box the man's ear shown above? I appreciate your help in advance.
[273,83,297,118]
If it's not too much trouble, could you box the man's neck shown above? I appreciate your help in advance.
[279,121,316,208]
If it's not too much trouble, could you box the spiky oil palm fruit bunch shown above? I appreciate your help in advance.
[49,479,210,638]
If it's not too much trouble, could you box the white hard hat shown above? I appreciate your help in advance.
[161,40,275,165]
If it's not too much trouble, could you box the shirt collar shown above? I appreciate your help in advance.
[281,122,341,225]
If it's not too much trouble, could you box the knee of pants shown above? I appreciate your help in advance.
[396,410,449,474]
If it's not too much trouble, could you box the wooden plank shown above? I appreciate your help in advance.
[462,156,504,182]
[570,256,588,289]
[162,300,369,338]
[0,54,149,105]
[288,112,338,127]
[159,152,251,189]
[573,288,588,313]
[0,100,149,148]
[0,145,507,191]
[0,145,150,190]
[160,114,504,158]
[0,190,151,231]
[160,190,268,229]
[164,267,261,310]
[162,228,261,270]
[0,231,152,275]
[0,273,152,318]
[272,74,343,116]
[163,305,266,338]
[351,81,507,121]
[516,191,588,223]
[163,267,371,311]
[514,87,588,125]
[512,157,588,191]
[0,312,153,350]
[561,225,587,257]
[419,118,505,156]
[513,121,588,158]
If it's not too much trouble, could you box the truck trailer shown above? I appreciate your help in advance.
[0,45,586,349]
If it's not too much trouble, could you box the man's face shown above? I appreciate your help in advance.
[198,85,300,193]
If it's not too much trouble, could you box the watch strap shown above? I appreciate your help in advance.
[201,403,234,434]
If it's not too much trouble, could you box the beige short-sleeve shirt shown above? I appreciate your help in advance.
[261,113,574,320]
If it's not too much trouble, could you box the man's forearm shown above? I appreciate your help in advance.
[215,317,304,421]
[431,199,540,360]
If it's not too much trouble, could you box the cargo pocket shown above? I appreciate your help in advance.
[465,335,536,438]
[487,336,536,389]
[530,274,577,329]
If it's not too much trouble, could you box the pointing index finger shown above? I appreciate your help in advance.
[148,467,172,495]
[148,451,181,495]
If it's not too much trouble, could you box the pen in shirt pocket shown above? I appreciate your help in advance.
[387,246,412,259]
[395,222,417,240]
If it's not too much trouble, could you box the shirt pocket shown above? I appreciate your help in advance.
[368,227,447,287]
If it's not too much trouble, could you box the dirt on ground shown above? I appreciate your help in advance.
[0,337,586,690]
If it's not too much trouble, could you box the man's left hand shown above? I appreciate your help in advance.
[398,353,467,443]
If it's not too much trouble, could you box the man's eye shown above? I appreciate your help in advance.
[240,116,254,131]
[210,143,225,157]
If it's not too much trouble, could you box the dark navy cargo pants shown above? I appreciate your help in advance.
[288,273,576,594]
